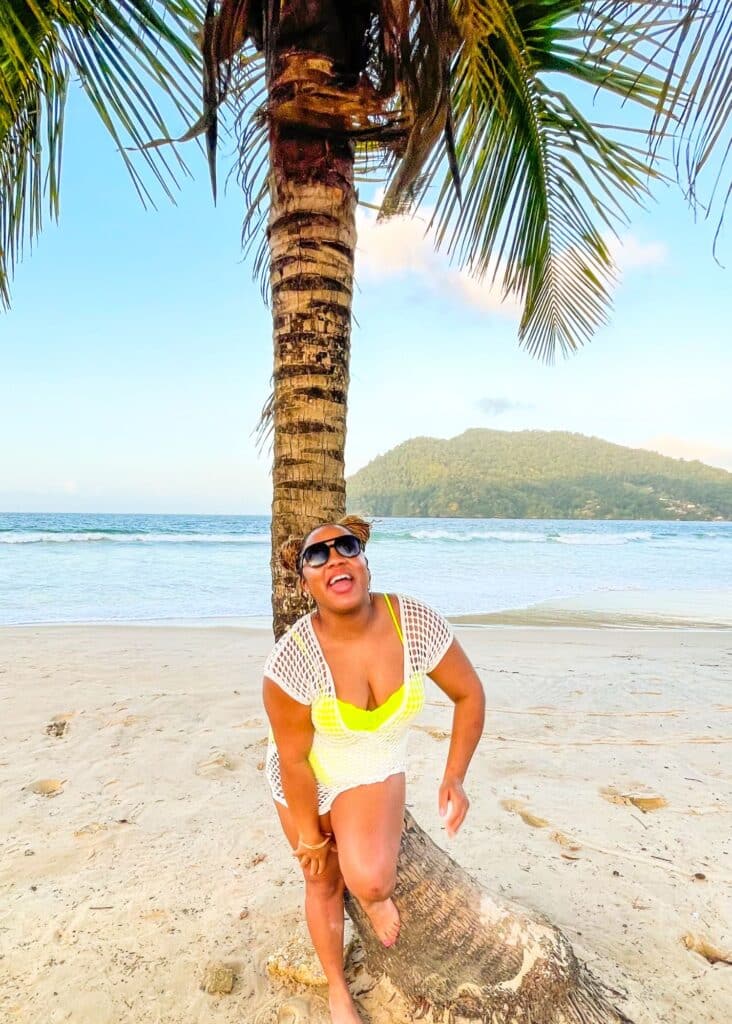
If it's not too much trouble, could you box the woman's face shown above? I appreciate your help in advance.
[300,525,369,612]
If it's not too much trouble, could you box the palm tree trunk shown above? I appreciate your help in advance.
[344,810,634,1023]
[264,10,634,1023]
[267,121,356,638]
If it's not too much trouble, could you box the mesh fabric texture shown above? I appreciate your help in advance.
[263,594,454,813]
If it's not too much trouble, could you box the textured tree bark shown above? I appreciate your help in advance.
[264,6,636,1020]
[267,121,356,638]
[345,810,634,1024]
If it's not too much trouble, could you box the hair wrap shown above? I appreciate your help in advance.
[336,515,371,546]
[278,516,372,574]
[278,536,303,575]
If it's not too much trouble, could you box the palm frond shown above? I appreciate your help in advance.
[0,1,204,308]
[591,0,731,244]
[395,0,672,360]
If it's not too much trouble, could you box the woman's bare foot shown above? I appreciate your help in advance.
[328,984,363,1023]
[360,896,400,947]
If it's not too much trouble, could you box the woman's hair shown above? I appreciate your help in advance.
[278,515,372,575]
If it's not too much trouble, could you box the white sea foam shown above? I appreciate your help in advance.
[0,531,269,545]
[409,529,544,543]
[553,531,653,545]
[2,515,730,626]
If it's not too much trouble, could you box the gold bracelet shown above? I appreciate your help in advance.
[299,833,332,851]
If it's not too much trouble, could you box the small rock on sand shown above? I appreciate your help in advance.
[200,961,235,994]
[26,778,65,797]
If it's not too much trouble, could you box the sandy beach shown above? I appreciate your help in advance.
[1,621,731,1023]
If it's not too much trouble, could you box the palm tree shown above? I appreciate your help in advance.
[1,2,730,1020]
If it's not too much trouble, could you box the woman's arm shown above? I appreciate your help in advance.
[263,677,324,847]
[428,640,486,837]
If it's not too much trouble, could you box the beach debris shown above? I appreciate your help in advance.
[248,852,267,868]
[692,872,707,882]
[682,933,732,965]
[45,713,73,737]
[500,798,549,828]
[245,736,269,751]
[267,932,327,989]
[140,909,168,921]
[24,849,35,856]
[550,830,581,852]
[195,751,238,777]
[256,760,266,771]
[412,724,450,741]
[236,716,265,729]
[26,778,65,797]
[74,822,109,837]
[200,961,236,994]
[600,786,667,812]
[277,995,329,1023]
[239,907,249,919]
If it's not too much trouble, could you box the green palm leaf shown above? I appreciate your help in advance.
[593,0,731,244]
[404,0,674,359]
[0,1,203,308]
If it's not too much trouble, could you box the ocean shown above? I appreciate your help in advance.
[2,513,730,628]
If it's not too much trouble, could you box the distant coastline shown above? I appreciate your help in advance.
[347,429,732,520]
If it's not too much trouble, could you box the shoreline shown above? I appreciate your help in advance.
[3,586,730,633]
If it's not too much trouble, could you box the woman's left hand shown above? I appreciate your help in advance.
[438,776,469,837]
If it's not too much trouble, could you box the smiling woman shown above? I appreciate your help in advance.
[261,515,486,1024]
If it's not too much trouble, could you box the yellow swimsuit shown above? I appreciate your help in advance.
[264,594,453,813]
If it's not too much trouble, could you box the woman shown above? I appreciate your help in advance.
[263,516,485,1024]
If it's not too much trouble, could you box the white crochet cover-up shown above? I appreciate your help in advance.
[263,594,454,814]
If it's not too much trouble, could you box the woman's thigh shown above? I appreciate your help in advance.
[274,800,333,852]
[329,773,405,893]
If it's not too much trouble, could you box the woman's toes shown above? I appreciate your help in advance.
[362,896,400,947]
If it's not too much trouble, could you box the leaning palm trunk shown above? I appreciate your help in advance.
[268,115,356,638]
[262,8,634,1022]
[345,810,634,1023]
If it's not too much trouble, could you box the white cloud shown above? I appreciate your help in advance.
[608,234,668,271]
[355,209,666,319]
[355,208,518,318]
[355,210,433,276]
[636,435,732,472]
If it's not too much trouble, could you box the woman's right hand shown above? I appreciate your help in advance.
[293,834,333,877]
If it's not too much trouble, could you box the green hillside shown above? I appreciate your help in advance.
[346,430,732,520]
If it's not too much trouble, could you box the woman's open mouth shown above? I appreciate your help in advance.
[328,573,353,594]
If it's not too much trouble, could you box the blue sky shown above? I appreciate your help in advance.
[1,86,730,514]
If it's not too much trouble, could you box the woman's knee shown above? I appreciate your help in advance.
[343,864,396,904]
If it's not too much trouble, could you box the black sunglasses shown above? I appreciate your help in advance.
[299,534,363,570]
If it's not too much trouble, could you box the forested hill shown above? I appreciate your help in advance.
[346,430,732,520]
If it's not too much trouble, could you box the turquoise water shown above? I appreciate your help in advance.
[1,513,730,626]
